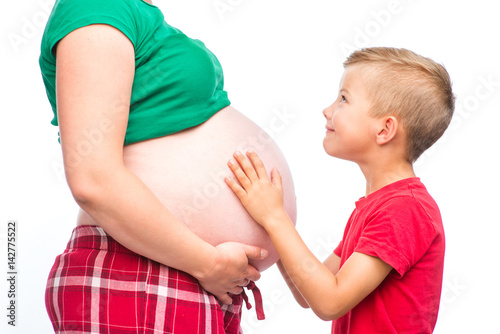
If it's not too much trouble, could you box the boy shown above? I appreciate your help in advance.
[225,47,455,333]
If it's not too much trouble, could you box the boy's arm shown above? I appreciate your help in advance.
[324,252,341,275]
[277,249,341,309]
[226,150,392,320]
[266,215,391,320]
[276,260,309,308]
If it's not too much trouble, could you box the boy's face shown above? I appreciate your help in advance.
[322,65,377,163]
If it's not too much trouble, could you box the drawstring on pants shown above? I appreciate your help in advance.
[241,281,265,320]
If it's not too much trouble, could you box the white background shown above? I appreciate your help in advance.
[1,0,499,333]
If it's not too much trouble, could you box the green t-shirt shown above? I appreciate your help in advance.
[39,0,230,145]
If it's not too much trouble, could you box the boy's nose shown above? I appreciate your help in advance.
[323,104,334,119]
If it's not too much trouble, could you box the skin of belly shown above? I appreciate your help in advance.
[78,106,297,271]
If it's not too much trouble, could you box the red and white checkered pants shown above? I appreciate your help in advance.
[45,226,264,333]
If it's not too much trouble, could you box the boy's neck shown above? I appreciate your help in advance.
[359,160,416,196]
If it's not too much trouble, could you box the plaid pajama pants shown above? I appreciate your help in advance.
[45,226,264,334]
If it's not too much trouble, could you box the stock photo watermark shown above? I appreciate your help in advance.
[7,0,53,54]
[5,220,18,327]
[212,0,245,21]
[449,74,499,129]
[339,0,413,57]
[240,287,288,334]
[440,277,467,311]
[416,73,499,166]
[311,233,338,260]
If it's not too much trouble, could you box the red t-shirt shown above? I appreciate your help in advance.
[332,178,445,334]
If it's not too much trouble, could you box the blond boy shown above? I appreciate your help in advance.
[225,47,455,333]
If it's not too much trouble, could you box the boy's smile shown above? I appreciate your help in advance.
[322,65,376,163]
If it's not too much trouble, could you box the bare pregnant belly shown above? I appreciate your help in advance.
[78,106,296,271]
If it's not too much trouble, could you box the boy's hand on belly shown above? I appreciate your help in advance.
[225,150,289,230]
[198,241,268,305]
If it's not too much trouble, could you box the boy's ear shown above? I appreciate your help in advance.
[375,116,398,145]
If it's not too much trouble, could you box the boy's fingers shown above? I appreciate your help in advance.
[246,149,270,180]
[228,159,252,190]
[233,151,259,182]
[225,175,247,199]
[271,167,283,190]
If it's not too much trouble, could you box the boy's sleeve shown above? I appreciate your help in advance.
[354,196,438,278]
[333,240,343,257]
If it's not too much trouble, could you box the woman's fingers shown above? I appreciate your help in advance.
[230,286,244,295]
[216,293,233,305]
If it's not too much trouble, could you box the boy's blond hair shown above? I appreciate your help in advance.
[344,47,455,163]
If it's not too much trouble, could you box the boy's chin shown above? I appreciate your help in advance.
[322,142,340,158]
[322,145,355,162]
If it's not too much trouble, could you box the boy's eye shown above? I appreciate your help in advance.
[340,95,347,103]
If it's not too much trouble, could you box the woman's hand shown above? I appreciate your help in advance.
[197,242,267,304]
[225,150,288,230]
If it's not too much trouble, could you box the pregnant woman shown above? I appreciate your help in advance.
[39,0,296,333]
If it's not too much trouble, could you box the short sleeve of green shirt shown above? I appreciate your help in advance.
[43,0,139,53]
[39,0,161,125]
[40,0,230,145]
